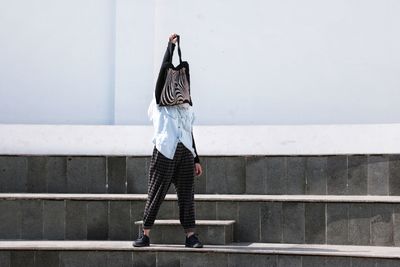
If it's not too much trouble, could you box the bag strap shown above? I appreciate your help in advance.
[176,35,183,64]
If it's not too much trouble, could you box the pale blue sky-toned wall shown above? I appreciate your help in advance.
[0,0,399,125]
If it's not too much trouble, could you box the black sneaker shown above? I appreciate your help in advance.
[185,233,203,248]
[132,230,150,247]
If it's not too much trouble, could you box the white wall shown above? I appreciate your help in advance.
[2,124,400,155]
[0,0,116,124]
[0,0,399,125]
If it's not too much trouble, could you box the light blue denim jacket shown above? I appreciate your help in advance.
[149,103,197,160]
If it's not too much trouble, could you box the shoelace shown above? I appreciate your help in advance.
[187,233,199,241]
[139,230,148,239]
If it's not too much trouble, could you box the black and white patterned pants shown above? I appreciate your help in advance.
[142,142,196,232]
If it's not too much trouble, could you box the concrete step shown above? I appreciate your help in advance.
[1,154,400,195]
[3,192,400,202]
[0,241,400,267]
[134,219,235,245]
[1,193,400,246]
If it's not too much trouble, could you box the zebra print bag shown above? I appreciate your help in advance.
[159,35,192,106]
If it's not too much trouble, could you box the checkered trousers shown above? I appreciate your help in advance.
[142,142,196,232]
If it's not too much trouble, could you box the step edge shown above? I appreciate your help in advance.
[1,193,400,203]
[134,219,236,225]
[0,241,399,259]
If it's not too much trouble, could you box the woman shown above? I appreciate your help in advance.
[132,33,203,248]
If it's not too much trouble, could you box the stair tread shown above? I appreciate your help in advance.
[134,219,235,225]
[0,241,399,259]
[1,193,400,203]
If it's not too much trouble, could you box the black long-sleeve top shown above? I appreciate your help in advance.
[155,41,200,164]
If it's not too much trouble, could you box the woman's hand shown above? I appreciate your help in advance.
[169,33,178,44]
[194,163,203,177]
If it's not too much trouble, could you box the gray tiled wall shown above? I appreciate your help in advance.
[1,199,400,247]
[0,251,398,267]
[1,154,400,195]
